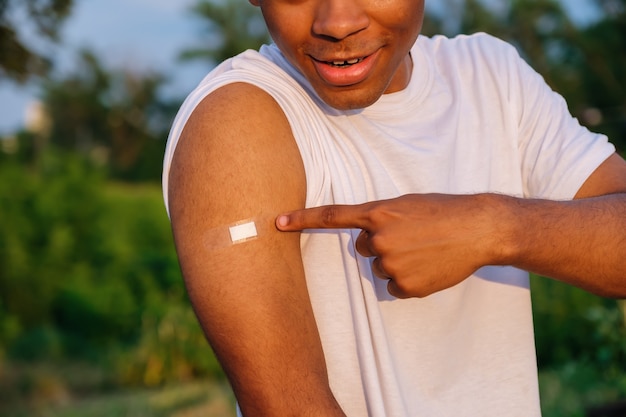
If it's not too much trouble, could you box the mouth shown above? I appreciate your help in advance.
[309,49,380,87]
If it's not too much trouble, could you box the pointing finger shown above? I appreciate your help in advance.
[275,203,371,232]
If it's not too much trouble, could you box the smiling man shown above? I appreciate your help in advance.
[162,0,626,415]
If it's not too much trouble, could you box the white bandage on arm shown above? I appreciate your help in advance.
[229,220,258,244]
[204,218,262,251]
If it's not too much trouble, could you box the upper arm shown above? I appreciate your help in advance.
[575,153,626,199]
[167,83,342,415]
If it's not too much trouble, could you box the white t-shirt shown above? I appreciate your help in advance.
[163,33,615,416]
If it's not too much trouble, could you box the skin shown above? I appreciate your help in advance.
[276,153,626,299]
[168,0,427,414]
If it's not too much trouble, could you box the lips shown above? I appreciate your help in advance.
[311,49,379,87]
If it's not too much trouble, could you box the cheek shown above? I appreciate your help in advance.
[261,4,311,41]
[261,9,312,67]
[371,0,425,31]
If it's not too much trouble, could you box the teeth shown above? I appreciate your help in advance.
[331,58,362,66]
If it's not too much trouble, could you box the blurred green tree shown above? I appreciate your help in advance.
[575,0,626,151]
[0,154,109,361]
[180,0,270,66]
[0,0,73,82]
[0,154,190,364]
[30,50,179,181]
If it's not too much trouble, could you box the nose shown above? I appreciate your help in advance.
[312,0,369,40]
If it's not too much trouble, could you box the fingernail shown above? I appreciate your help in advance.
[276,215,290,228]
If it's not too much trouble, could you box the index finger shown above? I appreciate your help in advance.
[275,203,372,232]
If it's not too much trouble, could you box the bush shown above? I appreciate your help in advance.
[0,152,224,400]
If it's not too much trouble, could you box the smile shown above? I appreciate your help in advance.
[311,50,380,87]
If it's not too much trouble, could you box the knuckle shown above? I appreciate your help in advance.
[377,257,388,272]
[366,203,387,225]
[393,279,412,294]
[368,232,391,253]
[368,233,383,249]
[388,281,408,299]
[366,199,398,225]
[321,206,339,226]
[413,289,432,299]
[393,278,430,299]
[384,263,399,279]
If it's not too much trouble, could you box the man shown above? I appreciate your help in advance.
[162,0,626,415]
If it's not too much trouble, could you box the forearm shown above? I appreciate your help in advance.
[497,193,626,297]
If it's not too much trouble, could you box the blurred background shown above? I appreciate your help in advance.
[0,0,624,416]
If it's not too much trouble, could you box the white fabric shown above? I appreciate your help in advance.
[162,33,615,416]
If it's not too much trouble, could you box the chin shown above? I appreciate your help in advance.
[318,89,383,111]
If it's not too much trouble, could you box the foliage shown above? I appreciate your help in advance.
[539,361,626,417]
[0,154,107,348]
[34,51,178,182]
[180,0,270,66]
[575,1,626,150]
[532,276,626,415]
[0,0,73,83]
[0,155,225,411]
[532,277,620,366]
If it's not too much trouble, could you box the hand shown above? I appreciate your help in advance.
[276,194,507,298]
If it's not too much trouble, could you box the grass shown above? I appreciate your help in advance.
[2,363,625,416]
[2,380,237,417]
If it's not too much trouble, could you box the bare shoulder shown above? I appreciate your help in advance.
[167,80,307,297]
[168,82,305,228]
[180,81,299,157]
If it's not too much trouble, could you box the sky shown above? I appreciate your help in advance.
[0,0,602,135]
[0,0,210,135]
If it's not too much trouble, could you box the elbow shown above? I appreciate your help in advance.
[595,291,626,300]
[604,289,626,300]
[588,280,626,300]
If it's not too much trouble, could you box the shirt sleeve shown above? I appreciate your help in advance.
[512,47,615,200]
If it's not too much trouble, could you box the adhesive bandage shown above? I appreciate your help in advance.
[203,218,262,251]
[229,220,258,244]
